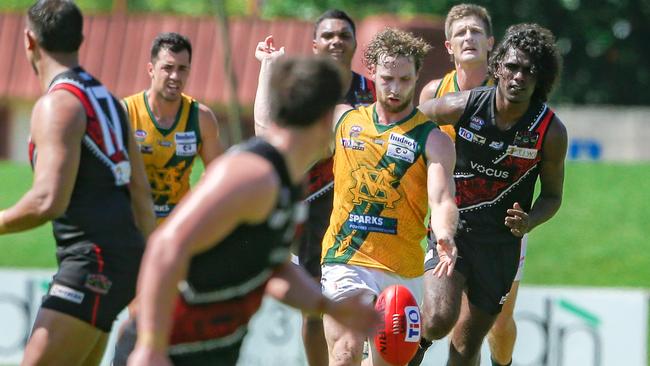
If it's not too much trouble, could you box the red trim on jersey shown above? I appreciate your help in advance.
[50,83,125,163]
[365,76,377,100]
[535,110,555,150]
[90,244,105,326]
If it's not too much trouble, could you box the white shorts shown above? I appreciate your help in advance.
[513,234,528,281]
[320,263,423,305]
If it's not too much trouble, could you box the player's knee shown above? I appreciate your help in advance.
[421,307,457,340]
[328,335,365,366]
[490,314,516,338]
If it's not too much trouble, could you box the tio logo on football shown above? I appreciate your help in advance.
[404,306,421,342]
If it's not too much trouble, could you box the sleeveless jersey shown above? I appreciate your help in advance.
[29,67,143,249]
[433,70,494,142]
[168,138,306,353]
[322,105,438,278]
[123,92,201,223]
[454,86,555,236]
[306,71,376,200]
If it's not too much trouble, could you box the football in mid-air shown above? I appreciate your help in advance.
[373,284,421,366]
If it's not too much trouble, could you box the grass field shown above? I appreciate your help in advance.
[1,160,648,288]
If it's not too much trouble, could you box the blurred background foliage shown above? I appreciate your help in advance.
[2,0,648,105]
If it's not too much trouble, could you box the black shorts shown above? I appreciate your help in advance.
[41,241,143,332]
[114,319,243,366]
[424,230,520,314]
[296,189,333,278]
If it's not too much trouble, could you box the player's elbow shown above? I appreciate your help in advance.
[34,191,68,220]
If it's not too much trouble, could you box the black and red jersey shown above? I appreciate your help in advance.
[305,71,375,200]
[168,138,306,354]
[30,67,143,249]
[454,86,555,235]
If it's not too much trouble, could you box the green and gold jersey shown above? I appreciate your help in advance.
[123,91,201,224]
[321,104,438,278]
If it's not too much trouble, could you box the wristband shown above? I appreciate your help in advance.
[136,330,166,350]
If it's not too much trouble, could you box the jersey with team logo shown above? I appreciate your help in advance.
[29,67,143,249]
[321,105,438,278]
[433,70,494,142]
[454,86,555,234]
[123,91,201,223]
[306,71,376,200]
[168,138,306,352]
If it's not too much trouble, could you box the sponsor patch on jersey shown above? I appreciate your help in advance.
[134,129,147,141]
[50,284,84,304]
[373,139,384,145]
[513,131,539,148]
[506,145,538,159]
[388,133,417,151]
[470,160,510,179]
[458,127,486,145]
[404,306,421,342]
[158,140,173,147]
[469,116,485,131]
[347,214,397,234]
[387,143,415,163]
[489,141,504,150]
[341,138,365,151]
[111,161,131,186]
[175,132,197,156]
[154,204,172,217]
[85,274,112,295]
[139,144,153,154]
[350,125,363,138]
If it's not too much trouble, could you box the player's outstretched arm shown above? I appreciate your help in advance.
[506,116,568,236]
[253,35,285,136]
[128,153,279,366]
[417,90,470,126]
[266,261,380,336]
[425,129,459,277]
[0,91,85,234]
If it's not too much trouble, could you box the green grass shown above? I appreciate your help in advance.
[524,162,650,288]
[0,162,56,268]
[2,160,648,288]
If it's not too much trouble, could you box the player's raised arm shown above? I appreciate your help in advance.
[418,89,470,126]
[254,35,285,136]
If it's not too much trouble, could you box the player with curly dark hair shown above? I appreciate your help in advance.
[489,23,561,103]
[418,23,567,365]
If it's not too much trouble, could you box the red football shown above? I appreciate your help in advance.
[374,284,421,366]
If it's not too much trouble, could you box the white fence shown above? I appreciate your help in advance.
[0,270,647,366]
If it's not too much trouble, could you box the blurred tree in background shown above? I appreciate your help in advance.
[2,0,647,105]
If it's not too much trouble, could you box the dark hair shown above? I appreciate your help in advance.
[150,32,193,63]
[27,0,83,53]
[489,23,561,102]
[270,57,343,128]
[363,27,432,73]
[313,9,356,39]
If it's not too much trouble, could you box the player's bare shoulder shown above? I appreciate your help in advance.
[419,78,443,105]
[32,89,86,134]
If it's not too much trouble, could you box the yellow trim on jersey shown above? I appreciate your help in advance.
[322,104,437,278]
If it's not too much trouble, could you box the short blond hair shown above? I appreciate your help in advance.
[363,27,432,73]
[444,4,492,39]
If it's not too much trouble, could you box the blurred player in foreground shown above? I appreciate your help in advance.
[120,56,379,366]
[0,0,154,364]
